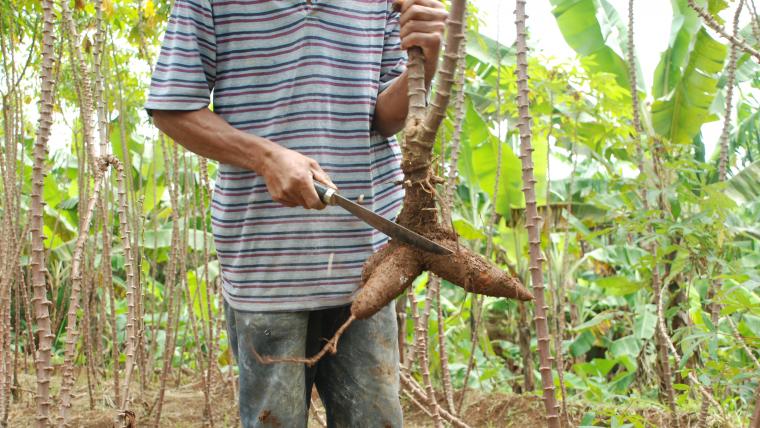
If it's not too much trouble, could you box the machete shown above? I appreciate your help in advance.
[314,182,453,255]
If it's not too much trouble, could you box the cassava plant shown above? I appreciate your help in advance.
[349,0,533,321]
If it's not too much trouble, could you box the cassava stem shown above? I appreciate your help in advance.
[514,1,560,426]
[29,0,58,425]
[700,3,743,425]
[687,0,760,62]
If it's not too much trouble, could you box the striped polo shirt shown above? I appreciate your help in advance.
[146,0,406,312]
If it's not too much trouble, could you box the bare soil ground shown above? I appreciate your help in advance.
[8,371,728,427]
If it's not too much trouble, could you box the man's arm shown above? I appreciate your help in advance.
[152,109,335,209]
[373,0,448,137]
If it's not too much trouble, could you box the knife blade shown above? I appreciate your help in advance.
[314,182,453,255]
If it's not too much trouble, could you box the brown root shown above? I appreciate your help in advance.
[426,238,533,301]
[352,245,422,320]
[361,242,396,283]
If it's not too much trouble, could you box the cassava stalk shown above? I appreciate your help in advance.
[718,1,743,182]
[57,160,109,426]
[687,0,760,62]
[29,0,58,424]
[115,159,139,412]
[700,4,744,425]
[751,383,760,428]
[418,277,443,428]
[105,232,121,406]
[727,317,760,369]
[652,257,680,428]
[444,39,468,213]
[623,1,680,422]
[153,141,183,427]
[513,1,560,426]
[627,0,643,138]
[434,276,455,414]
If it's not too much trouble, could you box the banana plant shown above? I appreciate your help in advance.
[550,0,736,148]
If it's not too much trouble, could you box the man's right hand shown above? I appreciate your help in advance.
[151,109,336,210]
[260,146,336,210]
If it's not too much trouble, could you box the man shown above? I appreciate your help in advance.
[146,0,447,426]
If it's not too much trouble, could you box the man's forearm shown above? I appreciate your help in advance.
[152,108,277,174]
[372,71,410,137]
[372,66,436,138]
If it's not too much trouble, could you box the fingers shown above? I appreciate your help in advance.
[400,30,444,51]
[394,0,447,60]
[309,160,337,190]
[394,0,445,14]
[262,147,335,210]
[301,179,326,211]
[398,19,446,40]
[398,3,448,28]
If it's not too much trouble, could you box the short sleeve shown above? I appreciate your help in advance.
[145,0,217,113]
[378,4,407,93]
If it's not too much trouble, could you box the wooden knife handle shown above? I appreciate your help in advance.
[314,181,336,205]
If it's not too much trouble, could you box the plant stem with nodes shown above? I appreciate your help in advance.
[153,140,184,427]
[687,0,760,62]
[116,160,138,413]
[57,158,111,427]
[57,1,116,422]
[627,0,643,138]
[749,0,760,41]
[434,276,455,414]
[514,1,560,426]
[624,1,680,423]
[700,4,743,425]
[727,317,760,369]
[29,0,58,424]
[718,1,743,182]
[654,267,724,416]
[442,19,468,227]
[652,253,681,428]
[418,277,443,428]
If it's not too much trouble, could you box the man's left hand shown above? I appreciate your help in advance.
[395,0,448,80]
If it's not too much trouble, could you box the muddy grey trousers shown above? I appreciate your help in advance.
[224,301,403,428]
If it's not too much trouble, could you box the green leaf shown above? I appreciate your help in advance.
[187,270,213,322]
[570,330,596,357]
[610,335,642,358]
[550,0,639,90]
[634,304,657,340]
[574,311,616,331]
[451,214,487,240]
[724,161,760,204]
[466,32,515,69]
[652,27,728,144]
[461,100,525,211]
[594,275,642,296]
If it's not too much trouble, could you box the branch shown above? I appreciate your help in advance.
[688,0,760,62]
[400,371,472,428]
[407,47,428,124]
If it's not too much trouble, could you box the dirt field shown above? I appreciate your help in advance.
[7,371,718,427]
